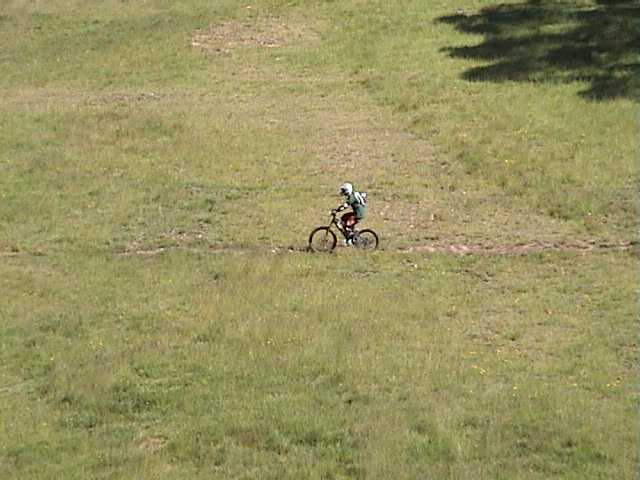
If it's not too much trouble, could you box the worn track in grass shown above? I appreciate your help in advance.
[117,238,637,256]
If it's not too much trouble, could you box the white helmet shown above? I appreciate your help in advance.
[339,182,353,196]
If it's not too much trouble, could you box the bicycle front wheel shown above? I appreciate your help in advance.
[354,229,379,250]
[308,227,337,252]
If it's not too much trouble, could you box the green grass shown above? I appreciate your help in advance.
[0,0,637,478]
[1,251,636,478]
[309,0,636,232]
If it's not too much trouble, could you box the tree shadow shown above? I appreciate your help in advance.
[437,0,639,101]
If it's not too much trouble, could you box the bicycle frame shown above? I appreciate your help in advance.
[308,211,379,252]
[328,212,353,239]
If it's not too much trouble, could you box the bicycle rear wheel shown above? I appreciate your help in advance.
[308,227,337,252]
[353,229,379,250]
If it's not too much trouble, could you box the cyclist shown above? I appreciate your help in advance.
[333,182,366,245]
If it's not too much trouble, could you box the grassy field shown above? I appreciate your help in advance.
[1,0,637,478]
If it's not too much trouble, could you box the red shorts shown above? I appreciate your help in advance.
[341,212,357,227]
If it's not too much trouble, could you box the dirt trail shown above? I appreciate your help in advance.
[2,238,636,259]
[120,238,637,257]
[399,239,637,255]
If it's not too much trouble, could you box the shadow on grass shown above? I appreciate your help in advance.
[437,0,639,100]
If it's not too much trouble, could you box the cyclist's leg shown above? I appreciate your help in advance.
[341,213,357,240]
[343,213,356,231]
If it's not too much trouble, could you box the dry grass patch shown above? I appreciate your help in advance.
[138,435,168,453]
[191,16,319,55]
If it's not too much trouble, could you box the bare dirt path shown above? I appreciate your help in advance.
[399,239,637,255]
[2,237,636,258]
[115,238,637,257]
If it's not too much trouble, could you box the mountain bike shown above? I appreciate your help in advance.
[308,211,379,252]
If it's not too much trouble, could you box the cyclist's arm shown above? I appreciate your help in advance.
[333,203,349,213]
